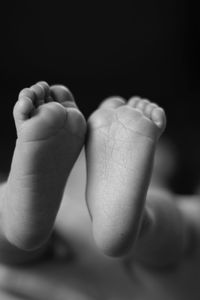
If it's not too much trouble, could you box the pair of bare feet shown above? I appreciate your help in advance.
[2,81,166,258]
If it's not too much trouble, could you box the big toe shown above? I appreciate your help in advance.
[99,96,126,109]
[50,85,77,109]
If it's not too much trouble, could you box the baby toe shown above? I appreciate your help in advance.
[144,102,158,119]
[99,96,125,109]
[18,88,35,102]
[13,96,34,125]
[128,96,141,108]
[30,83,46,106]
[37,81,50,98]
[17,87,35,119]
[50,85,77,108]
[151,107,166,130]
[135,99,150,112]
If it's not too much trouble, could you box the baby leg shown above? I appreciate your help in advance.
[2,82,86,251]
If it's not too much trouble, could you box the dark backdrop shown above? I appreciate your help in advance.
[1,0,200,192]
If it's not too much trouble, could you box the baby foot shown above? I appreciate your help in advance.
[3,82,86,250]
[86,96,166,256]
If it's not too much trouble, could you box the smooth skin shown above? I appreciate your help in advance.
[0,86,198,273]
[0,82,86,256]
[86,96,166,256]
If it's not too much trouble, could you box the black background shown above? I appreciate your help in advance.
[0,0,200,192]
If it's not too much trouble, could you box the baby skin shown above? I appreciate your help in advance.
[0,86,190,268]
[86,97,166,256]
[1,82,86,251]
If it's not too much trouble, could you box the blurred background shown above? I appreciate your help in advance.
[0,0,200,193]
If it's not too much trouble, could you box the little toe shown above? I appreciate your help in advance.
[13,96,34,124]
[30,83,46,106]
[18,88,35,102]
[17,87,35,119]
[151,107,166,130]
[99,96,125,109]
[128,96,141,108]
[50,85,77,109]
